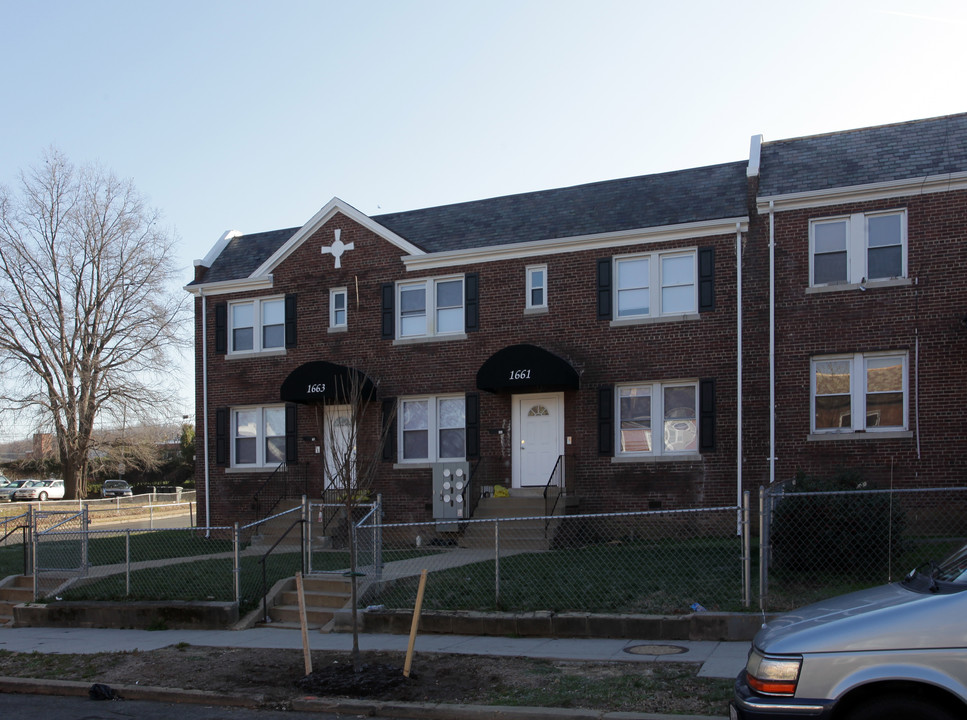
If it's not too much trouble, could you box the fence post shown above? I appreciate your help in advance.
[234,522,241,606]
[494,520,500,609]
[125,530,131,597]
[30,505,37,602]
[759,486,768,612]
[81,506,89,574]
[374,494,383,583]
[742,491,751,608]
[301,495,308,576]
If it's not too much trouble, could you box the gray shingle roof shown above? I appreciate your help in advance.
[758,113,967,197]
[371,162,749,253]
[193,227,299,285]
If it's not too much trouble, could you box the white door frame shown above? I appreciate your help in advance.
[511,392,564,488]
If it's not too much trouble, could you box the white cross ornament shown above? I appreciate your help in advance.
[321,228,354,269]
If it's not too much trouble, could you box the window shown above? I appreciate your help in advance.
[398,276,464,338]
[616,382,698,456]
[526,265,547,309]
[812,353,907,433]
[230,297,285,353]
[399,396,466,462]
[810,210,906,286]
[232,406,286,466]
[615,250,696,319]
[330,288,347,329]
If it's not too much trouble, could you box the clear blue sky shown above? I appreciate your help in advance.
[1,0,965,439]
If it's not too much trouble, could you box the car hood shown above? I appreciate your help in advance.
[757,582,967,655]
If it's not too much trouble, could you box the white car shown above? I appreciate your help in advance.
[13,479,65,502]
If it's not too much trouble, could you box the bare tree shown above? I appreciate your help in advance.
[316,370,394,673]
[0,149,188,499]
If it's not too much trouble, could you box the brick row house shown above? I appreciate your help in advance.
[187,113,967,527]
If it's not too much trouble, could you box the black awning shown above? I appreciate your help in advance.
[476,344,580,393]
[280,361,376,404]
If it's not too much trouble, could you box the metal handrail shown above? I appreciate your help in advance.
[0,523,29,576]
[251,462,308,525]
[257,517,305,623]
[543,455,564,537]
[464,457,483,520]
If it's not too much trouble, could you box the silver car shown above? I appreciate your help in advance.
[733,543,967,720]
[0,479,30,502]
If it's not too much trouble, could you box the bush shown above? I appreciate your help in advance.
[770,469,906,578]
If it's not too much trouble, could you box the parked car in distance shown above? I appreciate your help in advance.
[0,473,11,487]
[12,479,66,502]
[0,479,29,502]
[101,479,133,498]
[732,542,967,720]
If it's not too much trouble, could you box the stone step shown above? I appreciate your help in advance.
[268,604,339,627]
[279,590,349,607]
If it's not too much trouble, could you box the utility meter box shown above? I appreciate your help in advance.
[433,462,470,532]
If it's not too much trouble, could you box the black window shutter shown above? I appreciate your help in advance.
[596,258,612,320]
[215,408,228,465]
[214,303,227,354]
[698,247,715,312]
[465,392,480,459]
[381,397,397,461]
[381,283,395,339]
[285,404,298,462]
[597,385,614,455]
[699,378,716,452]
[464,273,479,332]
[284,294,297,348]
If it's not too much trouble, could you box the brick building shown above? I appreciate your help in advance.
[187,112,967,526]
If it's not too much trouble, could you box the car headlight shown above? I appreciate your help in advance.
[745,649,801,696]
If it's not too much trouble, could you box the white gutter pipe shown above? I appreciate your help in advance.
[201,290,211,533]
[768,201,776,486]
[736,222,743,509]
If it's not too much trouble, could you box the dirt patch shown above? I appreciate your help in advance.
[0,645,734,716]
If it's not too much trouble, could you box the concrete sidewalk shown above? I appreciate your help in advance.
[0,625,749,679]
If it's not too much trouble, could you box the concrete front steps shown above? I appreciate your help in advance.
[259,574,353,631]
[0,576,33,627]
[459,487,562,551]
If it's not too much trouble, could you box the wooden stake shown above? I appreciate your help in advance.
[296,572,312,675]
[403,568,428,678]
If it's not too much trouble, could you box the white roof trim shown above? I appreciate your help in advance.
[251,197,425,277]
[403,217,749,272]
[196,230,242,269]
[184,276,274,297]
[757,171,967,212]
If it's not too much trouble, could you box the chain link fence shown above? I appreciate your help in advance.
[759,481,967,612]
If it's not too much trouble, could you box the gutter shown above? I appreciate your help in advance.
[768,201,776,486]
[736,222,743,511]
[201,289,211,534]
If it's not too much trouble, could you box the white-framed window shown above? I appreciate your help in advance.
[616,381,698,456]
[330,288,347,329]
[526,265,547,309]
[810,209,906,286]
[399,395,466,462]
[230,297,284,353]
[811,352,907,433]
[615,250,696,319]
[397,276,464,338]
[232,406,286,467]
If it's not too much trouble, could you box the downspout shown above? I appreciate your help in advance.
[201,290,211,534]
[735,223,743,510]
[768,201,776,486]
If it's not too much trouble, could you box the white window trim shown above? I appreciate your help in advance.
[228,296,286,355]
[810,352,908,435]
[329,287,347,330]
[808,209,907,288]
[396,275,465,339]
[397,395,466,464]
[615,380,699,458]
[230,405,286,468]
[613,248,697,320]
[526,264,547,310]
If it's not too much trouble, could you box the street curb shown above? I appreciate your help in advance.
[0,676,727,720]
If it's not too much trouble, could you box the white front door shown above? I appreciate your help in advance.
[512,393,563,488]
[323,405,354,490]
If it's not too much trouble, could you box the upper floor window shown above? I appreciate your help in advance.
[811,352,907,433]
[400,395,466,462]
[398,276,464,338]
[616,381,698,456]
[615,250,696,319]
[330,288,347,329]
[230,297,284,353]
[810,210,906,286]
[526,265,547,310]
[233,405,286,467]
